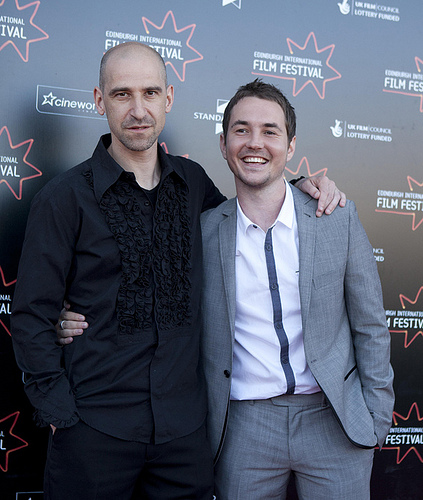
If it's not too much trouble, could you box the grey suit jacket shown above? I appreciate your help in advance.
[200,186,394,462]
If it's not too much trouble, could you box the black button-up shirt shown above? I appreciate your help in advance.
[11,135,226,444]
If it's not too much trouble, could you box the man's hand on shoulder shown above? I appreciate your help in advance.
[294,175,346,217]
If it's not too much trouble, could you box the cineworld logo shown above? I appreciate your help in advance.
[36,85,105,120]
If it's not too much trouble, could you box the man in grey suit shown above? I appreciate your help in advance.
[200,80,394,499]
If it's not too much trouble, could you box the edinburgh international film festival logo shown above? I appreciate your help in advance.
[252,32,341,100]
[0,264,15,337]
[382,286,423,464]
[375,176,423,231]
[0,0,48,62]
[104,11,203,83]
[0,125,41,200]
[383,56,423,113]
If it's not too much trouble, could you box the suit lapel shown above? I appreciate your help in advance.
[292,188,316,332]
[219,198,237,339]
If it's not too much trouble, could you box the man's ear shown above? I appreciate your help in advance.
[94,87,105,116]
[286,136,296,162]
[219,134,227,160]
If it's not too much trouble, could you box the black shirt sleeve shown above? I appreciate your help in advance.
[11,189,80,428]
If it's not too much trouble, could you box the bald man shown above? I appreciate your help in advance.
[12,43,344,499]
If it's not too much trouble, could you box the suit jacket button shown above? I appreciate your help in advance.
[224,370,231,378]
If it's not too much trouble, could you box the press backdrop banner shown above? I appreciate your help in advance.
[1,1,422,498]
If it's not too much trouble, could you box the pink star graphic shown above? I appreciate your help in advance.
[160,141,189,158]
[0,411,29,472]
[285,156,327,178]
[0,0,49,62]
[142,10,203,82]
[0,126,42,200]
[383,403,423,464]
[253,32,341,99]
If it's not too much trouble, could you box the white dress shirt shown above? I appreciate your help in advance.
[231,181,320,400]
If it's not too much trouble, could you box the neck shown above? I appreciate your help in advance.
[236,178,287,232]
[108,140,161,190]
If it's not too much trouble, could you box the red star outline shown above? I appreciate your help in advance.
[0,411,29,472]
[383,56,423,112]
[285,156,327,178]
[252,32,341,99]
[383,403,423,464]
[0,266,16,337]
[389,286,423,348]
[0,0,49,62]
[142,10,203,82]
[0,125,42,200]
[375,176,423,231]
[160,141,189,158]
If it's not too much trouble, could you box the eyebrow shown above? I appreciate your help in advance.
[108,85,163,97]
[230,119,283,131]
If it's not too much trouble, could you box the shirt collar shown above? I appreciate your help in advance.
[236,179,295,234]
[89,134,187,203]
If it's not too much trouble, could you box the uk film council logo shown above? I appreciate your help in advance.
[330,119,392,143]
[252,32,341,100]
[337,1,400,22]
[337,0,351,15]
[0,125,41,200]
[0,0,48,62]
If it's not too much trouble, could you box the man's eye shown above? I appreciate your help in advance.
[264,130,276,135]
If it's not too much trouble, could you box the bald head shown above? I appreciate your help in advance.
[99,42,168,92]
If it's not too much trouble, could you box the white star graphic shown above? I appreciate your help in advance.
[42,92,56,106]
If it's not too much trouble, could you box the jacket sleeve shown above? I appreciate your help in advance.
[11,191,80,428]
[344,201,394,447]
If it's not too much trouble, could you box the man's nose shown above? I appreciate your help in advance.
[246,131,264,149]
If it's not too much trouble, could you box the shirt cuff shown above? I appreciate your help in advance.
[33,408,80,429]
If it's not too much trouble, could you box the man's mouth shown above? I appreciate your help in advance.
[242,156,268,164]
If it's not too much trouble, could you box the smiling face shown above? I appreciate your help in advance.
[94,44,173,157]
[220,96,296,192]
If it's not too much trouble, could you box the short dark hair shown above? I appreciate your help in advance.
[222,79,296,142]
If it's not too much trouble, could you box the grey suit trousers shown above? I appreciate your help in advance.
[214,392,374,500]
